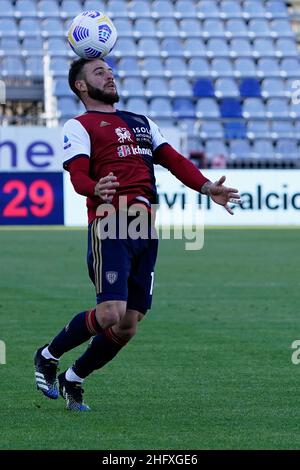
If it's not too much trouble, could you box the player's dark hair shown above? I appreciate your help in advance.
[68,58,90,97]
[68,58,105,97]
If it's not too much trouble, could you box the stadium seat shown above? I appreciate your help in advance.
[203,19,225,38]
[15,0,37,18]
[275,139,298,159]
[220,1,243,19]
[220,98,243,118]
[184,38,206,57]
[280,58,300,78]
[118,57,141,77]
[247,120,270,138]
[252,139,274,159]
[175,1,198,19]
[49,57,69,76]
[161,38,185,58]
[0,38,22,57]
[261,78,286,98]
[266,98,289,118]
[226,19,248,38]
[193,78,215,97]
[157,19,180,38]
[165,57,188,77]
[253,38,277,58]
[25,57,44,77]
[229,140,252,159]
[199,121,224,139]
[205,140,228,158]
[215,78,239,97]
[114,38,137,57]
[172,98,195,118]
[212,58,234,77]
[169,78,192,97]
[107,0,129,18]
[129,0,152,18]
[207,39,230,58]
[224,122,247,139]
[271,120,294,138]
[243,1,266,19]
[37,0,60,18]
[114,19,134,37]
[196,98,220,118]
[243,98,266,118]
[126,98,149,115]
[149,98,173,118]
[134,19,156,38]
[60,0,82,18]
[46,38,68,56]
[53,78,72,98]
[0,0,14,18]
[230,38,253,58]
[188,58,211,77]
[141,57,164,77]
[179,19,202,38]
[275,39,299,57]
[41,19,64,37]
[122,77,145,98]
[137,38,160,57]
[57,97,78,118]
[271,19,294,38]
[152,0,175,18]
[2,57,25,77]
[198,1,220,20]
[22,37,45,56]
[248,19,272,38]
[266,1,289,19]
[83,1,106,11]
[145,78,169,98]
[239,78,261,97]
[258,58,281,77]
[0,19,18,37]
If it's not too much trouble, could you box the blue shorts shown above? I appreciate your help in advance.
[87,215,159,314]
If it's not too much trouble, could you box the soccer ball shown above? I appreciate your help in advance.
[67,10,117,59]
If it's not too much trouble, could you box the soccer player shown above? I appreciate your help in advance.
[34,58,241,411]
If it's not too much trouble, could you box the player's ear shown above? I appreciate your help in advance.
[75,79,87,93]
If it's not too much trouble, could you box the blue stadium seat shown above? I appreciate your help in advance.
[46,38,68,56]
[196,98,220,118]
[57,97,78,118]
[220,98,242,118]
[118,57,141,77]
[224,122,247,139]
[161,38,185,58]
[152,0,174,18]
[198,1,220,20]
[114,38,137,57]
[15,0,37,18]
[243,1,266,19]
[220,1,243,19]
[230,38,253,58]
[243,98,266,118]
[53,78,72,98]
[247,120,270,138]
[126,98,149,115]
[193,78,215,97]
[137,38,160,58]
[184,38,206,57]
[141,57,164,77]
[114,19,134,37]
[281,58,300,78]
[203,19,225,38]
[207,39,230,58]
[165,57,188,77]
[157,19,179,38]
[275,39,299,57]
[83,1,106,11]
[60,0,82,18]
[253,38,276,58]
[271,120,294,138]
[175,1,198,19]
[122,77,145,97]
[172,98,195,118]
[129,0,152,18]
[180,19,202,38]
[212,58,234,77]
[239,78,261,97]
[49,57,69,76]
[229,140,252,159]
[215,78,239,97]
[290,101,300,118]
[106,1,129,18]
[266,98,289,118]
[275,139,298,159]
[149,98,173,118]
[0,38,22,57]
[0,0,14,18]
[271,19,294,38]
[134,19,156,38]
[199,121,224,139]
[205,140,228,158]
[0,19,18,37]
[188,58,211,77]
[22,37,44,56]
[145,78,169,98]
[169,78,192,97]
[266,1,289,19]
[38,0,60,18]
[258,58,280,77]
[261,78,286,98]
[248,19,272,38]
[253,140,274,158]
[226,19,248,38]
[2,57,25,77]
[41,19,64,37]
[235,58,257,77]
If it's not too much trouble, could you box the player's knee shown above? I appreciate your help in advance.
[113,325,137,342]
[96,301,126,329]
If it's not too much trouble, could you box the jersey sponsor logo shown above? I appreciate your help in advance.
[105,271,118,285]
[132,126,152,145]
[117,144,153,158]
[64,135,71,150]
[115,127,133,143]
[100,121,111,127]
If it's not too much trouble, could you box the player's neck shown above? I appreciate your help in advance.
[84,99,116,113]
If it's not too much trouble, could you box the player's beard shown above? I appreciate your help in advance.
[86,82,119,104]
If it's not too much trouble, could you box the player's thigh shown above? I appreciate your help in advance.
[87,218,131,304]
[127,238,159,314]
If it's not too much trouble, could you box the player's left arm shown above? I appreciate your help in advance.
[154,144,241,215]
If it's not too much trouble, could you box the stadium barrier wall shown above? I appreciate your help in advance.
[0,127,299,226]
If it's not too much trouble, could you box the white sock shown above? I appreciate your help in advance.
[66,367,84,383]
[41,346,60,361]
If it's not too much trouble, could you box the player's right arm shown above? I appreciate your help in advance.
[62,119,118,201]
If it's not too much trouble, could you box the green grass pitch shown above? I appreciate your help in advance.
[0,227,300,450]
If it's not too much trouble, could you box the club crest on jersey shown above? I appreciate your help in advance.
[115,127,133,143]
[105,271,118,285]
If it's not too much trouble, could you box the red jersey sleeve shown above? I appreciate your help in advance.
[154,143,210,192]
[67,156,97,198]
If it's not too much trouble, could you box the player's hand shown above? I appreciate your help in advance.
[94,172,119,203]
[203,176,241,215]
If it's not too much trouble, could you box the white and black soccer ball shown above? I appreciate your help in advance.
[67,10,117,59]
